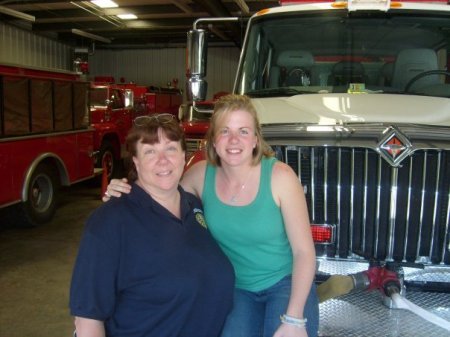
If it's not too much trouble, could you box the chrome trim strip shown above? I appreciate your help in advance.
[429,152,441,258]
[324,148,328,222]
[311,148,316,222]
[443,190,450,264]
[403,156,413,262]
[362,149,368,253]
[387,167,399,261]
[375,156,382,257]
[416,151,428,262]
[262,123,450,145]
[350,149,355,256]
[266,139,450,155]
[337,148,342,257]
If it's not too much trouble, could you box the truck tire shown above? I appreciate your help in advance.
[98,141,118,180]
[20,163,59,227]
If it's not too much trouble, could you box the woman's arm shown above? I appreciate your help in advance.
[272,162,316,337]
[180,160,207,198]
[74,317,105,337]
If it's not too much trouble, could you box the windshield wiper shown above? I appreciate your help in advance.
[246,87,309,98]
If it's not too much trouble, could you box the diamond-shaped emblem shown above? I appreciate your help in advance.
[377,126,412,167]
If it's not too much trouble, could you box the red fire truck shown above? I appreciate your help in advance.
[90,77,183,178]
[0,63,98,227]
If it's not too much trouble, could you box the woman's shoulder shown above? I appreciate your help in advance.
[181,160,207,196]
[85,197,130,233]
[271,159,297,183]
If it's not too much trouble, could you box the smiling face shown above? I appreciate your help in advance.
[133,128,186,194]
[213,109,258,167]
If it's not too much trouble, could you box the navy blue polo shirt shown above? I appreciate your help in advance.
[70,184,234,337]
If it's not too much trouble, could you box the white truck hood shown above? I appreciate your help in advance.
[252,94,450,126]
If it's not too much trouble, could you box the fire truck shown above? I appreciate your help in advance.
[90,77,183,179]
[0,63,98,227]
[184,1,450,335]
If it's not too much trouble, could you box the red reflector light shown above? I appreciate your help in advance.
[311,224,335,244]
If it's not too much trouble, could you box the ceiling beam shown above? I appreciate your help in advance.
[170,0,192,13]
[0,5,35,21]
[234,0,249,15]
[71,28,111,43]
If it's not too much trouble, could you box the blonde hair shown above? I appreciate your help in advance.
[205,94,274,166]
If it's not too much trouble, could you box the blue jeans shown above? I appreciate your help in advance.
[220,276,319,337]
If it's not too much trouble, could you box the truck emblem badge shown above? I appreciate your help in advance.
[382,137,405,159]
[377,126,412,167]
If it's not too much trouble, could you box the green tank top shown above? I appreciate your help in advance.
[203,157,293,291]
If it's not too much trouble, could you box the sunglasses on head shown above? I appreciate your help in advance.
[133,113,175,126]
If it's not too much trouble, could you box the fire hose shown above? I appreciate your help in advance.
[316,261,450,331]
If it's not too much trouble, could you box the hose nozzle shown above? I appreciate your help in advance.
[384,280,402,298]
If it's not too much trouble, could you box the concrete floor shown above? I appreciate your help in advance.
[0,182,102,337]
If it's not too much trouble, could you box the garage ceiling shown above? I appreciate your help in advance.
[0,0,279,48]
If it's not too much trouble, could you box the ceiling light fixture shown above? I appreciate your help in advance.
[117,13,137,20]
[90,0,118,8]
[71,29,111,43]
[71,1,123,28]
[0,5,35,21]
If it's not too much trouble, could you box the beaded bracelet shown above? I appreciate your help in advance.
[280,314,307,328]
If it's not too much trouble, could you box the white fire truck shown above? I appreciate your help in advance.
[184,1,450,335]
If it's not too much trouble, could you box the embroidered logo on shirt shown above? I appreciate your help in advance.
[193,208,207,229]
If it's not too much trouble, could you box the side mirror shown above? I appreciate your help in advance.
[124,90,134,108]
[188,77,207,102]
[187,29,207,77]
[186,29,208,101]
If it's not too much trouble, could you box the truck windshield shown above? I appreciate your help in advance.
[90,87,108,107]
[237,9,450,98]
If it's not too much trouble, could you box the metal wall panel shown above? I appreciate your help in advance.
[0,22,72,70]
[88,47,240,101]
[0,22,240,102]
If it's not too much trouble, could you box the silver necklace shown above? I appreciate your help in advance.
[229,168,252,203]
[230,184,246,203]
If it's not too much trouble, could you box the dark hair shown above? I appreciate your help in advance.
[205,94,274,166]
[125,115,186,182]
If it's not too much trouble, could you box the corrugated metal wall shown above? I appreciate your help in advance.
[88,47,240,101]
[0,22,240,102]
[0,22,72,70]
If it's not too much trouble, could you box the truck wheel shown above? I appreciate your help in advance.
[21,163,59,227]
[98,141,117,180]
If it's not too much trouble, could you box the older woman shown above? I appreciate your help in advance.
[70,114,234,337]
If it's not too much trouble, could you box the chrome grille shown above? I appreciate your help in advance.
[274,146,450,265]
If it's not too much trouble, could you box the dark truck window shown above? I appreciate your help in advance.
[2,77,30,136]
